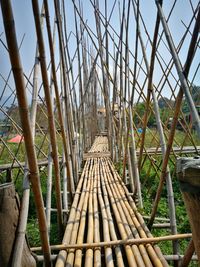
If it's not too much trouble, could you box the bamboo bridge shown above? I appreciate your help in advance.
[54,136,168,267]
[0,0,200,267]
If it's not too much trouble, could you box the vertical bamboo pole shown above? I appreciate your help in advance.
[73,5,86,152]
[11,6,45,267]
[43,0,75,195]
[137,0,162,171]
[93,0,113,158]
[0,1,52,266]
[32,0,63,235]
[54,0,77,186]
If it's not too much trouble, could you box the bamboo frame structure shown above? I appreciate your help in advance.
[0,1,200,266]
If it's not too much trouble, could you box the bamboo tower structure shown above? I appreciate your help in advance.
[0,0,200,266]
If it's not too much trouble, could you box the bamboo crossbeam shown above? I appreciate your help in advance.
[0,158,63,171]
[35,254,199,262]
[31,233,192,252]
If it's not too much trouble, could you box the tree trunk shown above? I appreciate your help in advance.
[0,183,36,267]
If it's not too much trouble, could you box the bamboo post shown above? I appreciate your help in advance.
[93,0,113,158]
[177,157,200,262]
[43,0,75,196]
[11,7,44,263]
[0,0,52,266]
[73,5,86,152]
[32,0,64,235]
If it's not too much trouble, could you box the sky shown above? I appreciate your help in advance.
[0,0,199,116]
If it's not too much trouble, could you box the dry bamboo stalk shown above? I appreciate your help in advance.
[43,0,75,198]
[93,0,113,158]
[137,0,162,171]
[97,158,114,267]
[66,161,91,267]
[33,232,193,255]
[54,0,77,189]
[73,160,94,267]
[55,161,89,267]
[100,159,125,267]
[123,0,142,207]
[73,5,86,152]
[102,159,145,267]
[32,0,63,235]
[45,17,57,237]
[46,151,53,235]
[0,1,51,266]
[93,159,101,267]
[84,162,94,267]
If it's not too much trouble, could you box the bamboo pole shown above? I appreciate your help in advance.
[46,229,181,260]
[73,5,86,152]
[43,0,75,197]
[137,0,163,171]
[92,159,101,267]
[54,0,76,187]
[55,161,89,267]
[97,159,114,267]
[32,0,63,236]
[0,0,52,266]
[93,0,113,159]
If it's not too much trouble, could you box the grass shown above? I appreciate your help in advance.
[134,128,200,148]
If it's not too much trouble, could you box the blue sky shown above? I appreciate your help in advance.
[0,0,199,112]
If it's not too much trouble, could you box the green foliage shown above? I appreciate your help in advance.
[133,102,156,127]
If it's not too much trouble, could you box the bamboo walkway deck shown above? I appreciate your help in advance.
[55,137,168,267]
